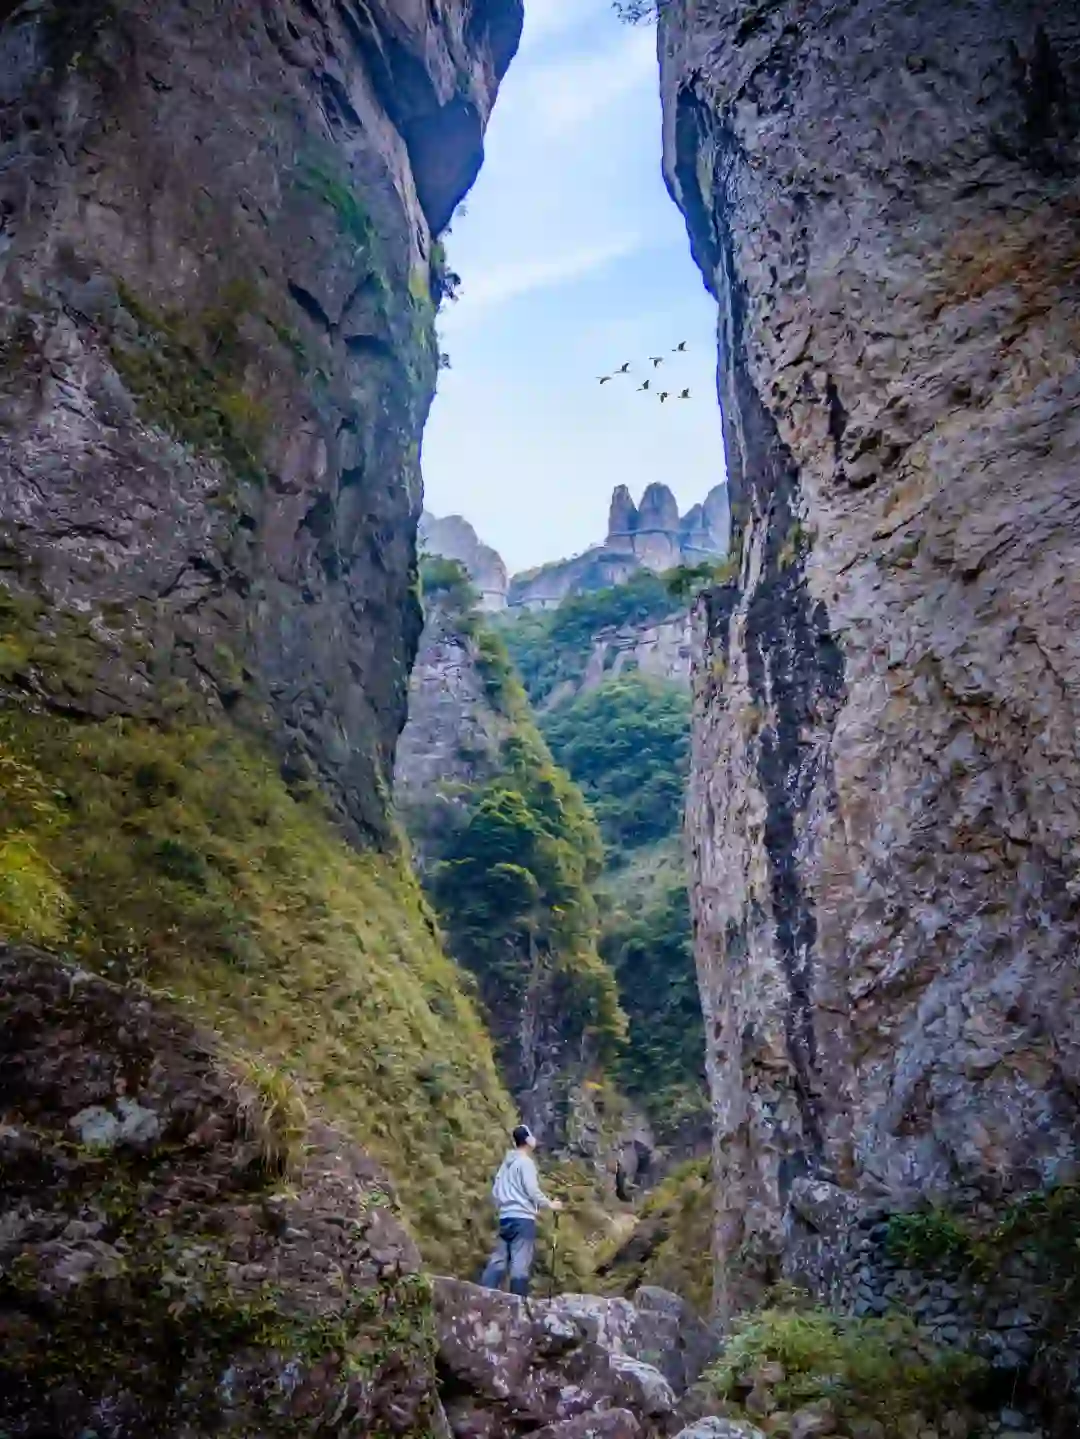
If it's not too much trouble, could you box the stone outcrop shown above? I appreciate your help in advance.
[548,613,693,705]
[394,587,510,870]
[420,511,510,611]
[662,0,1080,1343]
[0,0,521,845]
[433,1277,717,1439]
[0,946,440,1436]
[782,1178,1076,1429]
[508,484,729,612]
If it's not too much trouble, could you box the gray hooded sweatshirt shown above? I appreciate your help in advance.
[491,1149,553,1221]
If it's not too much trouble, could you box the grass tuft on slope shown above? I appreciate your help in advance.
[0,705,513,1273]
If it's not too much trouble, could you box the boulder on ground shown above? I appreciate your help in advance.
[434,1278,678,1437]
[671,1420,768,1439]
[534,1410,643,1439]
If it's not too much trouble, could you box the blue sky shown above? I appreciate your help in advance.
[421,0,726,576]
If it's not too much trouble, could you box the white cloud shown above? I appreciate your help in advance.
[516,24,657,137]
[520,0,584,48]
[442,237,641,321]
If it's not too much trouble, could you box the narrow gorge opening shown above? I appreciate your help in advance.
[398,0,732,1308]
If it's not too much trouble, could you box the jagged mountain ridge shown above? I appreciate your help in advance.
[420,482,732,694]
[421,481,730,617]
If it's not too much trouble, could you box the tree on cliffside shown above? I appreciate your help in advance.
[541,677,690,853]
[432,730,625,1060]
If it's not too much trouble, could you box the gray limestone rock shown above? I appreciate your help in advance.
[420,512,510,611]
[662,0,1080,1330]
[0,0,522,845]
[433,1278,680,1438]
[509,484,729,612]
[671,1420,767,1439]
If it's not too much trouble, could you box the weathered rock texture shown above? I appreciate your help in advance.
[509,484,729,612]
[434,1277,716,1439]
[394,588,509,870]
[544,612,693,708]
[0,0,521,844]
[661,0,1080,1323]
[0,946,441,1436]
[420,511,510,610]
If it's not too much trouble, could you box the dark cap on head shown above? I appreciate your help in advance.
[512,1124,533,1147]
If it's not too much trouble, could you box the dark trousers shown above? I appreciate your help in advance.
[480,1216,537,1297]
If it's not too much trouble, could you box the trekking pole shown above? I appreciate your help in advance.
[549,1209,561,1299]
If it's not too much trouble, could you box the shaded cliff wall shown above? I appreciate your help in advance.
[661,0,1080,1321]
[0,0,523,1345]
[0,0,520,844]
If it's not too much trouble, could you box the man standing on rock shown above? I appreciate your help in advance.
[480,1124,563,1298]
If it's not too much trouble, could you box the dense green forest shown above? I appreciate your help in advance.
[500,570,675,706]
[495,575,707,1139]
[416,558,625,1060]
[542,677,690,853]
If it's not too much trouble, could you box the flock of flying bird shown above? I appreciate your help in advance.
[597,340,692,402]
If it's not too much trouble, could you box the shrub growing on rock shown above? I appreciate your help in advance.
[705,1307,986,1438]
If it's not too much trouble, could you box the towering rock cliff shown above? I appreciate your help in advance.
[0,0,520,843]
[0,1,524,1429]
[420,510,510,610]
[662,0,1080,1331]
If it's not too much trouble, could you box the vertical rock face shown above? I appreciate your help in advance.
[394,589,509,869]
[0,0,521,844]
[662,0,1080,1318]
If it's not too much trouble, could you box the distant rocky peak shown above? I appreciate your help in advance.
[637,482,682,535]
[604,483,727,555]
[607,484,639,542]
[507,482,729,612]
[419,511,508,611]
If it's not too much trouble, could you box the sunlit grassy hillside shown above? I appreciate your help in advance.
[0,688,514,1273]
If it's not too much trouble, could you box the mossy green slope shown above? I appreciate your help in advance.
[597,1157,714,1313]
[0,687,514,1273]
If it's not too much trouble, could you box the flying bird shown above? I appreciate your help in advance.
[616,362,631,374]
[678,388,691,399]
[650,356,663,367]
[673,341,688,352]
[638,379,651,392]
[598,375,612,384]
[658,391,670,402]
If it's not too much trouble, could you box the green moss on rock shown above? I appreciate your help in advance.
[596,1157,714,1313]
[703,1303,986,1438]
[0,948,444,1436]
[110,280,269,484]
